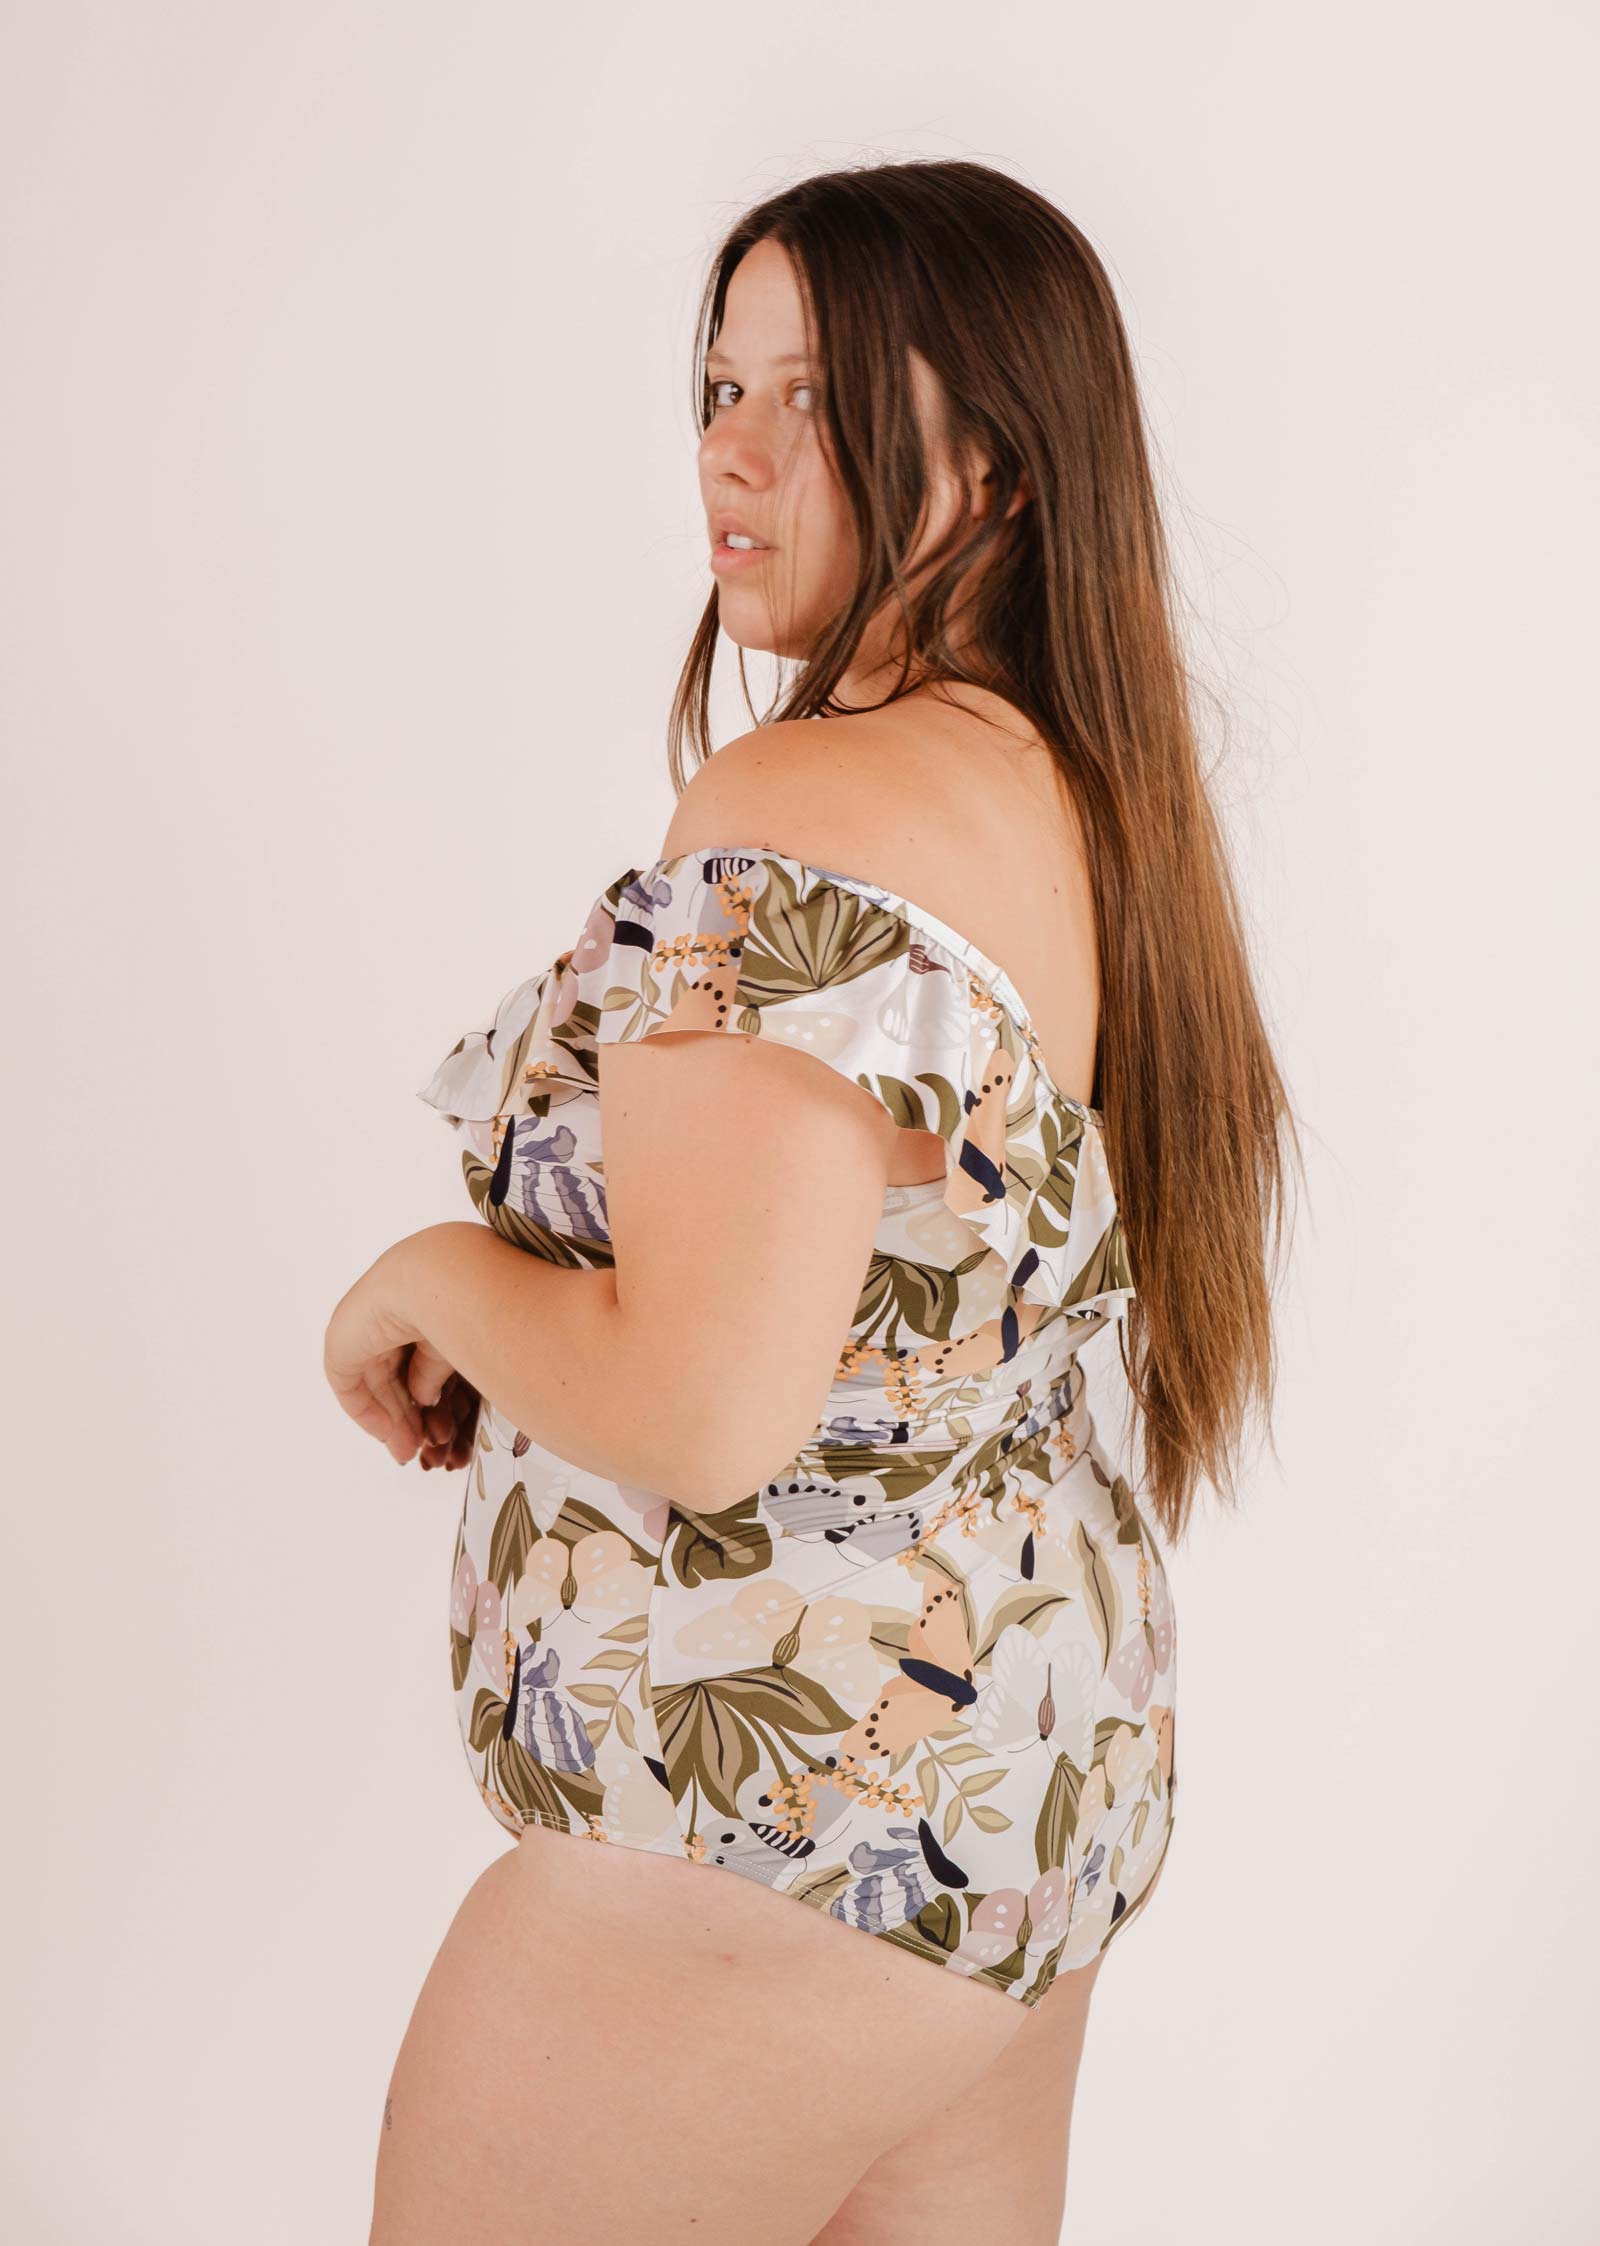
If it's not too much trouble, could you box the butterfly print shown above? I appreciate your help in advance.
[839,1577,979,1761]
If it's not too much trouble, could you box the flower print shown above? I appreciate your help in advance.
[972,1623,1099,1772]
[671,1576,882,1705]
[590,1729,680,1850]
[1028,1505,1094,1603]
[451,1549,510,1692]
[569,891,620,981]
[1104,1721,1158,1802]
[949,1885,1030,1974]
[507,1528,655,1637]
[603,1479,674,1548]
[472,1415,581,1532]
[669,1576,791,1671]
[949,1868,1075,1983]
[1075,1762,1111,1853]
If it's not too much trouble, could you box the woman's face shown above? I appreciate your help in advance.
[698,235,986,677]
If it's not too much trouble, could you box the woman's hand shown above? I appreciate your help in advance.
[324,1242,481,1471]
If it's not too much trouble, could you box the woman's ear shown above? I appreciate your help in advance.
[969,447,1032,524]
[1000,466,1032,522]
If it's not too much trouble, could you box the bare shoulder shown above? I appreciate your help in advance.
[658,714,906,870]
[658,696,1089,936]
[655,694,1101,1104]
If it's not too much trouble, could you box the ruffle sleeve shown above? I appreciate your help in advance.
[417,844,1136,1321]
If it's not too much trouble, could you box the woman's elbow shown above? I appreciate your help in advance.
[637,1365,828,1517]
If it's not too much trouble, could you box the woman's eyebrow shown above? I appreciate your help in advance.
[703,348,815,370]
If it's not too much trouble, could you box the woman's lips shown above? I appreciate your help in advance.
[710,539,776,574]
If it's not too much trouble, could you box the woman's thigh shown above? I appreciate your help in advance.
[810,1949,1105,2246]
[368,1821,1042,2246]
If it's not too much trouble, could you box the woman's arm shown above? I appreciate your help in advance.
[372,1222,680,1495]
[341,760,925,1501]
[350,998,896,1508]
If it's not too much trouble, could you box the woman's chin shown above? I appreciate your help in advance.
[714,605,796,660]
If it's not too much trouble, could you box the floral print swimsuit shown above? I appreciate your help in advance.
[416,843,1178,2010]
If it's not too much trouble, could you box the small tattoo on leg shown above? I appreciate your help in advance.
[383,2095,393,2133]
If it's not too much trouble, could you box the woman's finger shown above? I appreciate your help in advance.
[405,1339,456,1410]
[369,1360,424,1462]
[416,1381,481,1473]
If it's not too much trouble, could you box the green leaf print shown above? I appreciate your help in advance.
[492,1735,567,1825]
[586,1645,644,1673]
[1109,1474,1155,1549]
[1071,1519,1122,1672]
[863,1252,968,1343]
[867,1613,914,1660]
[916,1755,940,1815]
[1035,1750,1083,1871]
[739,859,909,1002]
[488,1482,536,1597]
[860,1066,965,1139]
[880,1895,963,1967]
[715,1665,857,1736]
[663,1491,772,1588]
[914,1895,964,1953]
[544,1762,608,1827]
[975,1582,1071,1661]
[1063,1215,1136,1311]
[972,1946,1029,1996]
[652,1666,857,1816]
[912,1904,961,1958]
[550,1495,658,1568]
[1025,1117,1088,1251]
[651,1680,762,1812]
[787,1862,854,1912]
[468,1688,506,1753]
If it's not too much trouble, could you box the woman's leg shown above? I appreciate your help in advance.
[368,1819,1041,2245]
[809,1951,1105,2245]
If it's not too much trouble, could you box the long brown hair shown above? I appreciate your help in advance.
[668,158,1304,1545]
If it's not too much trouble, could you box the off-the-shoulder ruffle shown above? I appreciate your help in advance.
[416,844,1136,1319]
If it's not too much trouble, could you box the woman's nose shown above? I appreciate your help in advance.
[698,410,774,488]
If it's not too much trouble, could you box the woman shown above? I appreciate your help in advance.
[327,159,1300,2245]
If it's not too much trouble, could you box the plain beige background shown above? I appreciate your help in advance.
[4,4,1596,2239]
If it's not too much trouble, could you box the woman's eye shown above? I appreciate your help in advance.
[705,378,819,413]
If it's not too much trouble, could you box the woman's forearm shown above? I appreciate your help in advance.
[380,1222,689,1499]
